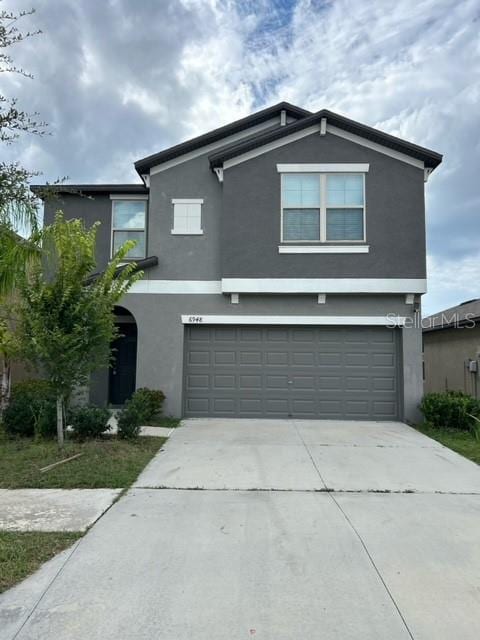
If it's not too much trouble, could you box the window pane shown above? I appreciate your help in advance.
[283,174,320,207]
[113,230,146,257]
[326,208,364,241]
[327,174,363,206]
[173,202,201,233]
[113,200,146,229]
[283,209,320,241]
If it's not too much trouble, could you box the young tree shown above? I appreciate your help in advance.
[19,213,143,446]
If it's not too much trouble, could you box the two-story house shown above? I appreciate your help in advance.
[33,102,442,422]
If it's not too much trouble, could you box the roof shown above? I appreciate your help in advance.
[31,184,148,198]
[134,102,311,174]
[209,108,443,170]
[85,256,158,285]
[423,299,480,333]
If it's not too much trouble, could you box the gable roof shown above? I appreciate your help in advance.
[134,102,311,174]
[209,108,443,170]
[423,299,480,333]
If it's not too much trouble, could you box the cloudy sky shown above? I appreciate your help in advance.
[2,0,479,315]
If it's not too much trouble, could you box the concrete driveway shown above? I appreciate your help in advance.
[2,419,480,640]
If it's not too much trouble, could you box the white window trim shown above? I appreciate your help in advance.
[277,163,369,173]
[280,173,366,244]
[110,198,147,259]
[171,198,204,235]
[109,194,148,200]
[279,245,369,254]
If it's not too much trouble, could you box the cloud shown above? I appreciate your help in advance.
[3,0,479,313]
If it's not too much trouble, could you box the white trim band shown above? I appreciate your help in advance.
[277,163,369,173]
[182,315,407,326]
[130,280,222,294]
[171,198,204,204]
[221,278,427,294]
[279,245,369,254]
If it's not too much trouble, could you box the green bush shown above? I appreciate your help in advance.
[68,405,111,440]
[117,402,142,439]
[129,388,165,423]
[420,391,480,432]
[3,380,56,438]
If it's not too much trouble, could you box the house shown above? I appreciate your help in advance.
[32,102,442,421]
[423,299,480,398]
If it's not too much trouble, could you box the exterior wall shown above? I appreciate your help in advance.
[221,131,426,279]
[423,325,480,398]
[101,291,421,422]
[146,155,222,280]
[43,193,113,271]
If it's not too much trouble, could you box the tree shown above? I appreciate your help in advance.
[0,3,46,408]
[19,213,143,446]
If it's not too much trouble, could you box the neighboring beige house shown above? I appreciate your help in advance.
[423,299,480,398]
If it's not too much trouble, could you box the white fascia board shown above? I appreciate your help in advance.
[130,280,222,294]
[181,315,407,326]
[223,125,320,170]
[110,194,148,200]
[327,124,424,169]
[277,163,369,173]
[279,245,369,254]
[221,278,427,294]
[149,118,280,175]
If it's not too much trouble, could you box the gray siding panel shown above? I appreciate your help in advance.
[184,325,400,420]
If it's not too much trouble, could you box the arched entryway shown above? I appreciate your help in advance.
[108,306,137,405]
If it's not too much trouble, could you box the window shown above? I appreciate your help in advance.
[281,173,365,242]
[171,199,203,235]
[111,198,147,258]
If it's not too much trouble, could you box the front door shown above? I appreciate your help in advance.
[109,323,137,405]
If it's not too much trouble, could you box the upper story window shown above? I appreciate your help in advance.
[111,197,147,258]
[281,172,365,243]
[171,199,204,235]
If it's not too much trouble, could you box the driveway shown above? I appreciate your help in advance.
[2,419,480,640]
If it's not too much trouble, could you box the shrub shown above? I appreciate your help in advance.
[116,388,165,439]
[117,402,143,439]
[3,380,56,438]
[68,405,111,440]
[128,388,165,423]
[420,391,480,432]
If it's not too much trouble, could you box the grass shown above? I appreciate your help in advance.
[0,436,166,489]
[145,415,181,428]
[0,531,81,593]
[415,424,480,464]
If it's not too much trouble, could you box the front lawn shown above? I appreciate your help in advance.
[0,436,166,489]
[0,531,81,593]
[415,424,480,465]
[146,415,181,429]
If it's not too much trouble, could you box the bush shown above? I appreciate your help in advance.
[129,388,165,423]
[3,380,56,438]
[116,388,165,439]
[68,405,111,440]
[420,391,480,432]
[117,402,143,439]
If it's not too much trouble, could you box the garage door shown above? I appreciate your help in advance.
[183,325,401,420]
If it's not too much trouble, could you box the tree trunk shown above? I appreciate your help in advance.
[56,394,64,448]
[0,356,11,420]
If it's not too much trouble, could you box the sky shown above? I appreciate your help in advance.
[2,0,479,315]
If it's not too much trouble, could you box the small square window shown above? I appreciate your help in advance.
[171,199,203,235]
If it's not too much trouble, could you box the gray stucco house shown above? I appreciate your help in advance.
[423,299,480,398]
[33,102,442,421]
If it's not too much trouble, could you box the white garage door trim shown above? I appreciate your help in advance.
[182,315,407,326]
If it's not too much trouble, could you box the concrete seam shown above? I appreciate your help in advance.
[291,419,416,640]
